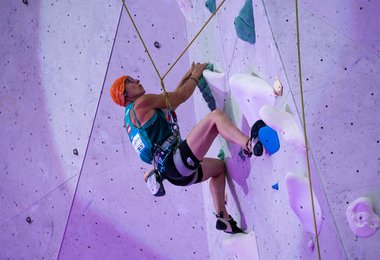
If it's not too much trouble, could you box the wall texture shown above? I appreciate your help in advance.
[185,0,379,259]
[1,0,207,259]
[1,0,379,259]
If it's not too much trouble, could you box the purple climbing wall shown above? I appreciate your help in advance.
[186,0,379,259]
[1,0,208,259]
[1,0,379,259]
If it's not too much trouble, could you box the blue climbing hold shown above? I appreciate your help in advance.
[234,0,256,44]
[258,126,280,155]
[205,0,216,13]
[238,148,246,161]
[272,182,279,190]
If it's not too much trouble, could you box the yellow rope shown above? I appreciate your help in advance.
[162,0,227,80]
[295,1,321,259]
[120,0,227,109]
[120,0,162,80]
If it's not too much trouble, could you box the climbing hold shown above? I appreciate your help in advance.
[223,231,259,259]
[229,74,276,127]
[346,197,380,238]
[238,148,246,161]
[205,0,216,13]
[217,149,225,161]
[197,63,217,111]
[272,182,279,190]
[285,172,322,234]
[73,149,79,156]
[154,41,161,49]
[203,70,227,109]
[258,126,280,155]
[259,105,305,152]
[234,0,255,44]
[26,216,32,224]
[23,0,28,5]
[308,239,315,251]
[273,77,283,96]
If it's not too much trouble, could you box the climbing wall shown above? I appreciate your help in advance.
[0,1,121,258]
[57,1,210,259]
[1,0,379,259]
[0,0,208,259]
[185,0,380,259]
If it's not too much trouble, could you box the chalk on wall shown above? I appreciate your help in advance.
[346,197,380,238]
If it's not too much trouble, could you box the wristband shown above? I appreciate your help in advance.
[189,77,199,85]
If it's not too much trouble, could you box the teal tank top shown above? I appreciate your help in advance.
[125,102,173,164]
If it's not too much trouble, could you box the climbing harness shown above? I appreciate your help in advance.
[295,0,321,258]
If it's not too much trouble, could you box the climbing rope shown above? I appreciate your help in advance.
[295,0,321,259]
[120,0,227,110]
[162,0,227,80]
[120,0,162,80]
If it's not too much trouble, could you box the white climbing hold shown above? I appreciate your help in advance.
[307,239,315,251]
[285,172,322,235]
[175,0,193,22]
[259,105,305,152]
[229,73,276,126]
[203,70,227,109]
[273,77,283,96]
[223,231,259,260]
[346,197,380,238]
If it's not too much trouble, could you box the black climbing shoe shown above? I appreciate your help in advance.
[243,139,253,157]
[215,212,244,234]
[253,140,263,156]
[243,138,264,158]
[249,119,267,157]
[251,119,266,139]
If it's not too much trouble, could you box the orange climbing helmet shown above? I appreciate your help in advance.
[110,75,128,107]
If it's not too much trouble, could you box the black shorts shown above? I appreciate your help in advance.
[163,140,203,186]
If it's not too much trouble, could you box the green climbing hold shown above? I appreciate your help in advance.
[205,0,216,13]
[217,148,225,161]
[234,0,256,44]
[197,63,216,111]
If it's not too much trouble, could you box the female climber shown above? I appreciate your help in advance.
[110,62,256,234]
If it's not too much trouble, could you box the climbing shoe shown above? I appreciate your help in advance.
[243,119,266,157]
[215,212,244,234]
[251,119,266,139]
[243,139,263,158]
